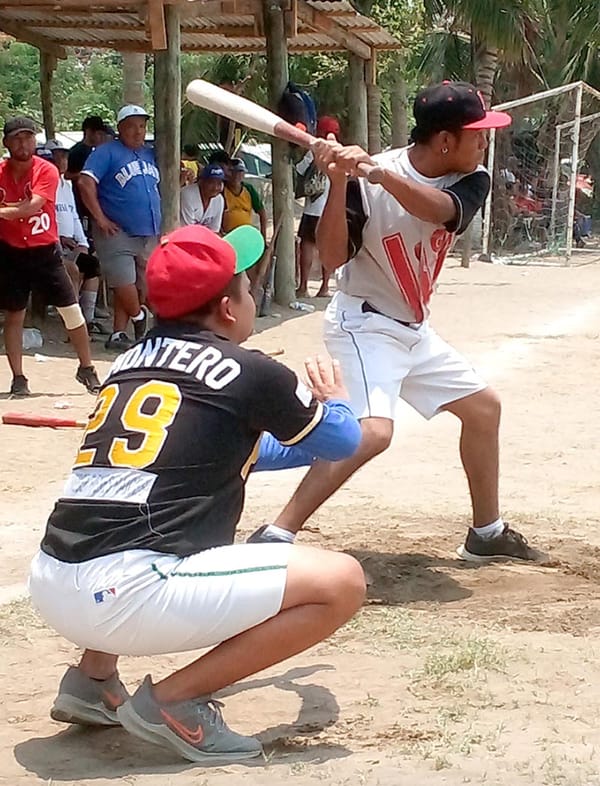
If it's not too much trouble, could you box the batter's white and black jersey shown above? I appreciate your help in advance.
[41,323,323,563]
[340,146,490,323]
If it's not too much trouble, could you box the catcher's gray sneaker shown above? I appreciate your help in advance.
[117,675,263,763]
[51,666,129,726]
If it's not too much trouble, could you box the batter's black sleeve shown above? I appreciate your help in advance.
[246,352,323,445]
[346,178,367,258]
[443,170,490,235]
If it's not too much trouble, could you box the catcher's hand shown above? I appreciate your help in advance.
[304,355,349,402]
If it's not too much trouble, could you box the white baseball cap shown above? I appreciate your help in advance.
[117,104,150,124]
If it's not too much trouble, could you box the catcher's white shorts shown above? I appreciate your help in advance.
[29,543,290,656]
[325,291,487,421]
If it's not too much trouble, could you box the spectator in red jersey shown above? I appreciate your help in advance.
[0,117,101,397]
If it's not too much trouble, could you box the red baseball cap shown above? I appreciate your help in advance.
[317,116,341,138]
[147,225,265,319]
[413,81,512,134]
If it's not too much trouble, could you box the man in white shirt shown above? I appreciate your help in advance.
[46,140,103,333]
[180,163,225,231]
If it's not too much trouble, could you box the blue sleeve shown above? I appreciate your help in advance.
[254,399,361,472]
[81,144,112,184]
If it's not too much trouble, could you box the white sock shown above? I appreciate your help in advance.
[263,524,296,543]
[131,310,145,322]
[473,517,504,540]
[79,290,98,324]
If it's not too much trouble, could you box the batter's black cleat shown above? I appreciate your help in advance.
[9,374,30,398]
[456,524,546,563]
[246,525,291,544]
[76,365,102,395]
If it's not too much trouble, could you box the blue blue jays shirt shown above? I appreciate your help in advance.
[81,141,161,237]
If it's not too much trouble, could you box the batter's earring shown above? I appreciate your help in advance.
[441,147,449,154]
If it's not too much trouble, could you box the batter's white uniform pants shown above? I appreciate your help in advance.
[325,291,487,421]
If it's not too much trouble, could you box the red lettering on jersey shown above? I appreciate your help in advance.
[430,228,453,285]
[382,232,423,321]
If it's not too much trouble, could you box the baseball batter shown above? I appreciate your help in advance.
[29,224,365,763]
[250,81,542,563]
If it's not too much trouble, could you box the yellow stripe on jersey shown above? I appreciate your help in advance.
[279,401,324,446]
[240,435,262,480]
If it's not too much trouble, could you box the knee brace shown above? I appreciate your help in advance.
[57,303,85,330]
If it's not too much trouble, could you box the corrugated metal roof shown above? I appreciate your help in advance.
[0,0,401,56]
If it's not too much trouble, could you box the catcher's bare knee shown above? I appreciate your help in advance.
[321,552,366,621]
[360,417,393,458]
[284,547,366,620]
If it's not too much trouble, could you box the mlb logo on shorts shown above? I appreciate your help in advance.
[94,587,117,604]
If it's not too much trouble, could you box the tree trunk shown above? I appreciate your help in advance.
[347,54,368,149]
[367,83,382,154]
[460,41,498,268]
[263,0,296,307]
[390,69,409,149]
[474,42,498,106]
[39,50,56,141]
[122,52,146,106]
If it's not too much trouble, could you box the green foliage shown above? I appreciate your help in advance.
[0,41,42,121]
[0,41,146,129]
[1,0,597,154]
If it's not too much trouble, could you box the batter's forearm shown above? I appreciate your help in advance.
[381,171,456,225]
[316,180,349,271]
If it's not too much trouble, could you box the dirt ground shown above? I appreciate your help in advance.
[2,250,600,786]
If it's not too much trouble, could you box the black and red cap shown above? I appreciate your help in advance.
[413,81,512,135]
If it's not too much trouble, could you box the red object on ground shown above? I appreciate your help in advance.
[2,412,87,429]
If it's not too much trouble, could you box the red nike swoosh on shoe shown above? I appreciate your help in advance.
[159,708,204,745]
[102,689,125,710]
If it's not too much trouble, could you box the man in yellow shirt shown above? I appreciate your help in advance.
[181,144,200,181]
[222,158,267,241]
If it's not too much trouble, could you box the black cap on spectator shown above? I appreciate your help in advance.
[3,117,37,139]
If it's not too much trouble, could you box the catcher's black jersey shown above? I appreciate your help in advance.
[41,322,323,563]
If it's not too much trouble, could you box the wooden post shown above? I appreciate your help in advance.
[366,51,381,154]
[347,53,368,148]
[39,50,56,141]
[263,0,296,307]
[153,5,180,233]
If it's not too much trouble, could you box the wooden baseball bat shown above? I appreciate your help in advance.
[185,79,385,184]
[2,412,88,429]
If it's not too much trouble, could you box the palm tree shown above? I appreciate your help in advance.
[421,0,538,104]
[418,0,538,264]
